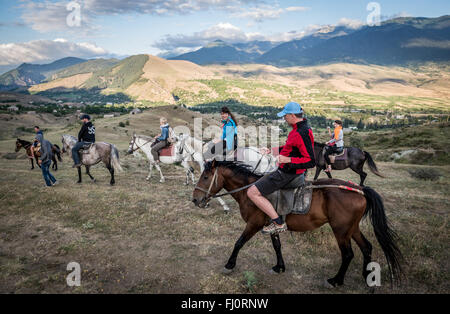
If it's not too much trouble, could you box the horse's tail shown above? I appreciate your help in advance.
[53,144,62,162]
[364,151,384,177]
[363,186,403,285]
[110,144,123,172]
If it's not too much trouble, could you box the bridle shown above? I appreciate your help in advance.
[194,167,257,199]
[128,134,154,153]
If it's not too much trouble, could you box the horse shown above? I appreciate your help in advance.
[127,133,232,211]
[203,142,278,175]
[15,138,62,171]
[192,160,402,288]
[313,142,384,186]
[61,135,122,185]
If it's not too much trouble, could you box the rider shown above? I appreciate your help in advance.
[247,102,315,235]
[72,114,95,168]
[206,106,238,161]
[31,126,43,159]
[151,117,170,163]
[324,120,344,173]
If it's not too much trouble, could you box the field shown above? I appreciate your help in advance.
[0,109,449,293]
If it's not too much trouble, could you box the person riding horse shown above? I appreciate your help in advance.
[30,126,43,160]
[150,117,170,164]
[204,106,238,161]
[324,120,344,173]
[247,102,316,235]
[72,114,96,168]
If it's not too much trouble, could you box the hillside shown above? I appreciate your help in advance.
[0,57,86,90]
[0,108,448,293]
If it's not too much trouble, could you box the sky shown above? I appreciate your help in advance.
[0,0,449,72]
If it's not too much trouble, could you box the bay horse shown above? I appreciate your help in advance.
[61,135,122,185]
[313,142,384,186]
[192,160,402,287]
[15,138,62,170]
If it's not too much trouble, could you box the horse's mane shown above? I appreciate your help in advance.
[205,161,263,180]
[17,138,31,145]
[315,142,326,148]
[136,135,154,141]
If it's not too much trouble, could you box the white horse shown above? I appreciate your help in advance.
[127,133,231,212]
[203,142,278,175]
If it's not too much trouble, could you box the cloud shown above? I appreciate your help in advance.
[0,39,111,66]
[154,22,312,56]
[336,18,365,30]
[233,5,309,22]
[19,0,264,32]
[403,38,450,49]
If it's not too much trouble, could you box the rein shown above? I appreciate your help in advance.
[129,136,154,153]
[194,168,365,199]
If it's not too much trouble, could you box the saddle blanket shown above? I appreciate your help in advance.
[266,181,313,216]
[324,148,348,164]
[159,144,175,157]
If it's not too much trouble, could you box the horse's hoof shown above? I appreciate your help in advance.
[77,181,81,184]
[222,267,234,275]
[269,266,285,274]
[159,180,165,183]
[323,279,336,289]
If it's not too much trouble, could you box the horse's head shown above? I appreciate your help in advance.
[192,159,225,208]
[15,139,22,152]
[61,135,73,154]
[127,133,137,155]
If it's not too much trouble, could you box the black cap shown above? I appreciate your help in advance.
[80,114,91,120]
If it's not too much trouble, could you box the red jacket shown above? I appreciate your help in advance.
[278,119,315,174]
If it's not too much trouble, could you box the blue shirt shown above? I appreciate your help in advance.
[221,118,237,151]
[158,124,170,141]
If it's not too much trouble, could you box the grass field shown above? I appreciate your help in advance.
[0,110,449,293]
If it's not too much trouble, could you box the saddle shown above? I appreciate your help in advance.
[266,177,313,216]
[80,143,93,154]
[325,148,348,164]
[159,144,175,157]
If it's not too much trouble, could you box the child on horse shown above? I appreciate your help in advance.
[151,117,170,163]
[325,120,344,173]
[247,102,315,235]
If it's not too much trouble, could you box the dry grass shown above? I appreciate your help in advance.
[0,145,448,293]
[0,109,448,294]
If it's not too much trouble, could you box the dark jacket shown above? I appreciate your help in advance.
[278,119,315,175]
[36,134,53,163]
[78,121,96,142]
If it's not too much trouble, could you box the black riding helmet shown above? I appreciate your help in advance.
[80,114,91,121]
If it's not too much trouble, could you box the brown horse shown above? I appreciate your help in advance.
[192,160,402,287]
[15,138,62,170]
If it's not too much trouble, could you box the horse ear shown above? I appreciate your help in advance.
[211,158,217,169]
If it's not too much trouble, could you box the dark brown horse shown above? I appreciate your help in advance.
[313,142,384,186]
[15,138,62,170]
[192,160,402,287]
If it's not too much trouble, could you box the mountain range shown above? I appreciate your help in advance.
[0,15,449,94]
[170,15,450,66]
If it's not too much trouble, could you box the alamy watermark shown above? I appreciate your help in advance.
[66,262,81,287]
[367,2,381,27]
[66,1,81,27]
[366,262,381,287]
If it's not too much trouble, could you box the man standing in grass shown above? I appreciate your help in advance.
[35,133,58,187]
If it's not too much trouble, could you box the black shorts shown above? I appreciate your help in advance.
[254,169,299,196]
